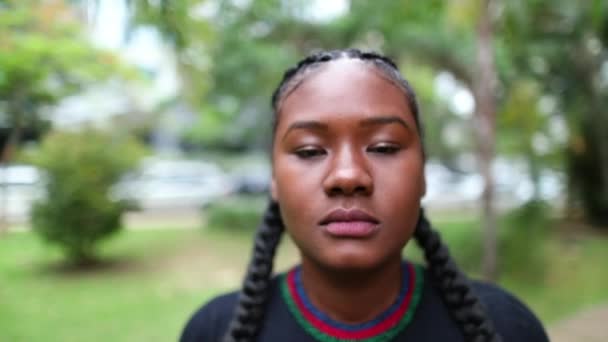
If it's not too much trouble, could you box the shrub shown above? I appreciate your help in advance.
[25,129,145,264]
[500,200,551,282]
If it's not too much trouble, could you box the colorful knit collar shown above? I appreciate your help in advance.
[280,262,424,342]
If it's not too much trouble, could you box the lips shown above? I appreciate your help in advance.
[319,208,380,238]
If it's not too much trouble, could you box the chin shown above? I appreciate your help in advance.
[317,249,391,273]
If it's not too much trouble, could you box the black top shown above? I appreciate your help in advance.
[180,268,549,342]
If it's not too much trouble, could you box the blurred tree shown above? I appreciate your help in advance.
[0,0,121,232]
[117,1,471,152]
[501,0,608,224]
[24,129,145,265]
[0,0,118,162]
[121,0,304,149]
[124,0,216,105]
[497,79,559,199]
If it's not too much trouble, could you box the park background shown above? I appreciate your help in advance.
[1,0,607,341]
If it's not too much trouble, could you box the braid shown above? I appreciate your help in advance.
[415,209,502,342]
[223,201,284,342]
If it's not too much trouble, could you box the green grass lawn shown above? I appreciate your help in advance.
[422,217,608,322]
[1,218,607,341]
[1,228,256,342]
[501,233,608,322]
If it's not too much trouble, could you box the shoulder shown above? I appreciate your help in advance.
[470,280,550,342]
[179,290,239,342]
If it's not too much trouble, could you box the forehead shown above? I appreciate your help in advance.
[278,59,412,123]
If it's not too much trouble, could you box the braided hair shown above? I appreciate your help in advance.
[223,49,502,342]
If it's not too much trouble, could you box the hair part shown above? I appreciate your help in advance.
[223,49,501,342]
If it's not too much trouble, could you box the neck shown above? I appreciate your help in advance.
[299,256,403,324]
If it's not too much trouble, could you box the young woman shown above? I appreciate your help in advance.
[180,49,549,342]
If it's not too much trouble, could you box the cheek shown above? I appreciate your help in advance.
[373,154,424,231]
[374,153,425,200]
[272,155,321,226]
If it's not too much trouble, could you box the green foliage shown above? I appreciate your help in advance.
[0,0,124,163]
[501,0,608,223]
[0,0,116,105]
[124,0,215,105]
[205,195,266,231]
[500,200,551,282]
[24,129,145,264]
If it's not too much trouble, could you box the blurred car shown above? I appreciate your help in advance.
[423,159,563,210]
[229,163,270,195]
[111,158,234,209]
[0,164,42,185]
[0,164,43,221]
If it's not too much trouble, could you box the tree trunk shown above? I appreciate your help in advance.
[591,79,608,224]
[473,0,499,281]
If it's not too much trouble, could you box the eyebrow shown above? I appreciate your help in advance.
[281,115,411,141]
[282,121,328,141]
[359,116,411,130]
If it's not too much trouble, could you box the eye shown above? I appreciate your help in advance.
[367,143,401,155]
[294,146,326,159]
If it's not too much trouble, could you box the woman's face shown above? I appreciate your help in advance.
[271,59,425,271]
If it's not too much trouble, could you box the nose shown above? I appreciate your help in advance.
[323,148,373,197]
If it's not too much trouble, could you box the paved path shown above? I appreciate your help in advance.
[549,304,608,342]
